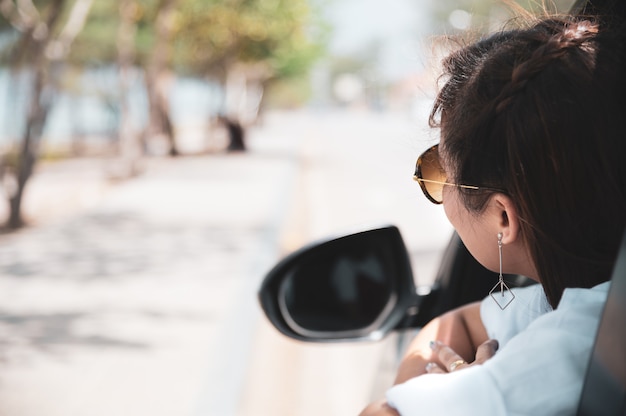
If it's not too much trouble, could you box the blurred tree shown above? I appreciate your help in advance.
[0,0,94,229]
[69,0,179,157]
[63,0,145,173]
[70,0,326,154]
[0,0,325,228]
[172,0,327,133]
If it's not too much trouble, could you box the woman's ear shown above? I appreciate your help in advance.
[490,194,521,245]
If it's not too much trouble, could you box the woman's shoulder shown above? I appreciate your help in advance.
[558,281,611,309]
[477,282,610,415]
[524,280,611,334]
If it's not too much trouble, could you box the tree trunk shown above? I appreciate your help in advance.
[8,66,48,228]
[145,0,179,156]
[116,0,142,176]
[145,71,177,156]
[2,0,93,229]
[5,0,65,229]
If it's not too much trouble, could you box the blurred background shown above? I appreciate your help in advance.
[0,0,575,415]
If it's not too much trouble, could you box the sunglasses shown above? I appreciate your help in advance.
[413,144,503,204]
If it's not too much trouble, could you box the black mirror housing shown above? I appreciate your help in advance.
[258,225,419,342]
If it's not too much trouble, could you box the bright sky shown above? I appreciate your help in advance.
[325,0,433,81]
[324,0,579,82]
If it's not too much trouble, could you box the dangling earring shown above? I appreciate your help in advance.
[489,232,515,310]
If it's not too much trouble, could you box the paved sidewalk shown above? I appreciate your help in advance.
[0,127,298,415]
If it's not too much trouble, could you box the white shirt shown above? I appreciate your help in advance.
[386,281,610,415]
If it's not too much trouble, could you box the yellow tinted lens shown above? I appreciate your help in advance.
[417,145,447,203]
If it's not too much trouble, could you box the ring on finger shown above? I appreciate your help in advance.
[449,359,466,371]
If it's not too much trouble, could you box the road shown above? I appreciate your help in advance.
[0,109,452,416]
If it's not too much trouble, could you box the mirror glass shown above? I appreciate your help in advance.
[278,238,398,337]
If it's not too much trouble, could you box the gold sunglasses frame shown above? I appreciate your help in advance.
[413,144,503,204]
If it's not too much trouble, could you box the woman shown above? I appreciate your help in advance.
[361,15,626,415]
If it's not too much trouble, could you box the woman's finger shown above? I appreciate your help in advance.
[429,341,467,372]
[474,339,499,364]
[425,362,445,374]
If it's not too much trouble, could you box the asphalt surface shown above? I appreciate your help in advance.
[0,110,452,416]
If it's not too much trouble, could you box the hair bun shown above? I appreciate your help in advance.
[494,19,599,114]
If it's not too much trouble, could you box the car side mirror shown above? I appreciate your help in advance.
[258,225,420,342]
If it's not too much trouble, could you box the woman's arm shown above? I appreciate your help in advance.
[359,301,490,415]
[394,301,488,384]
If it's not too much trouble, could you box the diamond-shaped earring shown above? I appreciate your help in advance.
[490,232,515,310]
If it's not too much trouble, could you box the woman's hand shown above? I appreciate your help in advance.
[394,302,488,384]
[425,339,499,374]
[360,305,494,415]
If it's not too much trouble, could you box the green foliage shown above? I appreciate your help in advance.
[69,0,155,66]
[68,1,120,66]
[66,0,327,83]
[172,0,328,79]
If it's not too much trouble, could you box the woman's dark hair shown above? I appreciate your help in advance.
[430,16,626,308]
